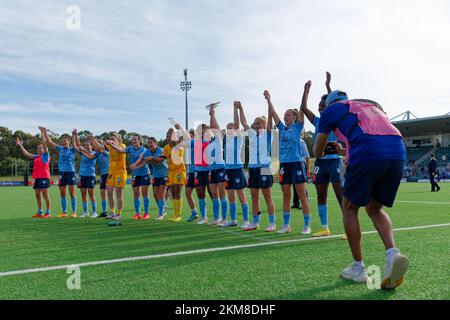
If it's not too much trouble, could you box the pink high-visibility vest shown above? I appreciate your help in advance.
[32,154,51,179]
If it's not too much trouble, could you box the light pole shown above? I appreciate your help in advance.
[180,69,191,130]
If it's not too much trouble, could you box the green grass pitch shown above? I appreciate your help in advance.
[0,183,449,300]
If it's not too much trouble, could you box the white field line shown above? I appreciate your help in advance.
[0,223,449,277]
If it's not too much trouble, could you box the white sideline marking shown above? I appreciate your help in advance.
[0,223,449,277]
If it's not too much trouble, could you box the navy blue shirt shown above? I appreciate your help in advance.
[318,102,406,166]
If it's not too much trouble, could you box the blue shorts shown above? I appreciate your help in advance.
[279,162,307,185]
[186,172,195,188]
[210,168,226,184]
[195,171,210,187]
[225,168,247,190]
[78,176,96,189]
[100,174,108,190]
[313,158,342,185]
[248,168,273,189]
[152,176,167,187]
[58,172,77,187]
[132,175,150,187]
[33,178,50,190]
[344,160,405,207]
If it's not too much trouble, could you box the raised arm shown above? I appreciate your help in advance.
[325,71,332,94]
[264,90,281,125]
[106,140,126,153]
[237,102,250,130]
[233,101,240,130]
[300,81,315,124]
[267,99,273,132]
[39,127,57,149]
[175,123,193,148]
[209,106,221,131]
[72,129,81,151]
[16,138,34,160]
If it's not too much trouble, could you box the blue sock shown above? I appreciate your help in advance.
[133,198,141,214]
[61,197,67,213]
[143,197,150,214]
[252,213,261,225]
[241,203,249,222]
[71,197,77,213]
[318,204,328,227]
[269,214,276,224]
[45,209,51,214]
[101,199,107,213]
[91,201,97,213]
[304,214,311,228]
[199,198,207,219]
[158,199,165,215]
[38,209,43,214]
[212,198,220,220]
[82,201,88,213]
[191,208,198,216]
[283,212,291,226]
[220,198,228,221]
[230,202,237,221]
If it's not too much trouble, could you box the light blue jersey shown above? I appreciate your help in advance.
[144,147,168,178]
[187,140,196,173]
[313,116,340,160]
[208,137,225,170]
[56,146,76,172]
[277,121,304,163]
[97,150,110,175]
[79,151,99,177]
[126,146,150,177]
[248,130,273,169]
[224,134,244,169]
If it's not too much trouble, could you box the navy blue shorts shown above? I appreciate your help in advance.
[132,175,150,187]
[313,158,342,185]
[279,162,307,185]
[78,176,96,189]
[210,168,226,184]
[195,171,210,187]
[248,168,273,189]
[58,171,77,187]
[33,178,50,190]
[186,172,195,188]
[152,176,167,187]
[225,168,247,190]
[344,160,405,207]
[100,174,108,190]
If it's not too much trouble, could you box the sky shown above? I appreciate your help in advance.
[1,0,450,138]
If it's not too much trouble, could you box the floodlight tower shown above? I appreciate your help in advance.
[180,69,192,130]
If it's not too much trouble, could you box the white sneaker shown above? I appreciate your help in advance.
[240,221,251,229]
[224,220,238,227]
[301,226,312,235]
[277,225,292,234]
[79,212,89,218]
[243,223,259,231]
[381,249,409,290]
[90,213,98,218]
[197,218,208,225]
[217,220,227,227]
[156,212,167,221]
[209,218,222,226]
[341,264,368,283]
[265,224,277,232]
[111,214,122,221]
[106,213,114,219]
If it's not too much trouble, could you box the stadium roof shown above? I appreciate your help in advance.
[392,114,450,137]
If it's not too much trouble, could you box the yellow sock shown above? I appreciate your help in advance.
[111,208,115,214]
[178,198,183,217]
[173,199,180,217]
[117,209,122,215]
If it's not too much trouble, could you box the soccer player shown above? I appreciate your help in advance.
[105,133,128,221]
[315,90,409,289]
[16,137,52,218]
[40,127,78,218]
[126,134,151,220]
[301,75,344,237]
[88,136,110,218]
[73,129,99,218]
[213,102,249,228]
[143,137,168,220]
[184,129,200,222]
[207,105,229,226]
[163,128,186,222]
[265,90,312,234]
[428,154,440,192]
[235,102,276,232]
